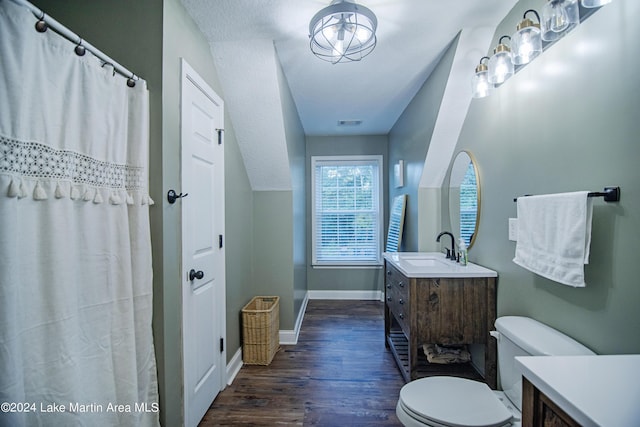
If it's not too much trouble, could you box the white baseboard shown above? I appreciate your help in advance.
[278,330,297,345]
[279,291,309,345]
[278,290,382,345]
[308,290,383,301]
[225,347,243,386]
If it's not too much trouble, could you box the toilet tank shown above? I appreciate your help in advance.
[493,316,595,410]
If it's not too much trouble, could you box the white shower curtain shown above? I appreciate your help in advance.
[0,2,159,426]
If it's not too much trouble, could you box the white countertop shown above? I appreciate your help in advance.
[383,252,497,278]
[516,355,640,427]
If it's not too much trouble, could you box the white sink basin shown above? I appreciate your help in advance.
[404,258,446,268]
[383,252,497,278]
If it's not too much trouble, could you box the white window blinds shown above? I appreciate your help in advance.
[312,156,383,266]
[460,162,478,246]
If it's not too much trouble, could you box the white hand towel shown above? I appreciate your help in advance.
[513,191,593,287]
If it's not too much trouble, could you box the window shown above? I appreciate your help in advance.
[459,162,477,246]
[311,155,383,266]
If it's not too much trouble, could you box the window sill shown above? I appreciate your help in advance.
[312,264,383,270]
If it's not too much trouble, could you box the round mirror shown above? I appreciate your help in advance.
[448,151,480,249]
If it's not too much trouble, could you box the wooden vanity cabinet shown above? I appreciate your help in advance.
[521,377,581,427]
[384,261,497,388]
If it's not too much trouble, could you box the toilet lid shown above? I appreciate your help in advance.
[399,377,513,427]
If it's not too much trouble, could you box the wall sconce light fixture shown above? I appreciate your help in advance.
[488,36,514,85]
[471,1,612,99]
[471,57,492,99]
[512,10,542,65]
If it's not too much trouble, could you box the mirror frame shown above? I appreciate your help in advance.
[448,150,481,250]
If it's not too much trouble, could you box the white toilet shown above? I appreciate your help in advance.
[396,316,595,427]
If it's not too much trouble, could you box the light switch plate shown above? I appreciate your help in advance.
[509,218,518,241]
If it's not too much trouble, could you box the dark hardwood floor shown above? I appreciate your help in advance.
[200,299,406,426]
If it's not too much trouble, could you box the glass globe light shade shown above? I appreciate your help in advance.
[541,0,580,42]
[512,21,542,65]
[488,44,514,85]
[581,0,612,7]
[471,62,492,99]
[309,0,377,63]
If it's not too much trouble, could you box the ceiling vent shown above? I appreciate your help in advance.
[337,119,363,126]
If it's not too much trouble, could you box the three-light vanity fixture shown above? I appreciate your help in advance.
[472,0,613,98]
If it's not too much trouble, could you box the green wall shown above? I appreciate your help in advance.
[222,116,254,363]
[252,191,295,328]
[276,55,308,322]
[388,35,460,252]
[305,135,388,293]
[448,0,640,354]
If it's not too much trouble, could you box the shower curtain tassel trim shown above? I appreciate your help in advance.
[109,191,123,205]
[55,182,67,199]
[82,186,92,202]
[7,178,19,198]
[18,179,28,199]
[3,180,154,206]
[70,185,81,200]
[33,181,47,200]
[93,190,103,204]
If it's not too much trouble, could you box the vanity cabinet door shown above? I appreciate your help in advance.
[415,278,490,344]
[415,278,464,344]
[522,377,581,427]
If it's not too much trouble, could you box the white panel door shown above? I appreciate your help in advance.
[181,59,226,427]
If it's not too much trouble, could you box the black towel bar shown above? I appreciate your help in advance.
[513,186,620,203]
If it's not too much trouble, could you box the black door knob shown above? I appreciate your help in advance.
[189,269,204,281]
[167,189,188,204]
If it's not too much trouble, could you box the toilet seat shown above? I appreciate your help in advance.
[398,377,513,427]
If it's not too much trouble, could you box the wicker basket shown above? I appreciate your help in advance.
[242,296,280,365]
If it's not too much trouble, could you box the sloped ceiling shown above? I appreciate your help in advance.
[211,39,293,191]
[181,0,516,191]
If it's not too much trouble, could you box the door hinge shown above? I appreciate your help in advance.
[220,337,224,353]
[219,234,223,249]
[215,128,224,145]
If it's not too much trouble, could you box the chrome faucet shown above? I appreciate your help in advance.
[436,231,456,260]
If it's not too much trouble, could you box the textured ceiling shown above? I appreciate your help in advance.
[181,0,516,190]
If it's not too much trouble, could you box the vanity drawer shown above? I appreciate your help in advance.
[387,287,408,319]
[386,264,408,296]
[391,303,409,335]
[385,263,410,334]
